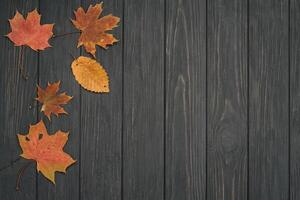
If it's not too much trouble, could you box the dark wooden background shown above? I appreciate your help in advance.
[0,0,298,199]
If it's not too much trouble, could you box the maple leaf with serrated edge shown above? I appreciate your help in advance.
[7,9,54,51]
[71,56,109,93]
[18,120,76,184]
[36,81,72,120]
[71,3,120,57]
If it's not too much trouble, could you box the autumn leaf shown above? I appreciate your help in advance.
[71,3,120,57]
[17,120,76,184]
[7,9,54,51]
[36,81,72,120]
[71,56,109,93]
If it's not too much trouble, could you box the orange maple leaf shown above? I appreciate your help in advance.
[36,81,72,120]
[71,56,109,93]
[17,120,76,183]
[7,9,54,51]
[71,3,120,57]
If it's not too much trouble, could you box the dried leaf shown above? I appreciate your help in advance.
[71,56,109,93]
[36,81,72,120]
[7,9,54,51]
[18,120,76,183]
[71,3,120,57]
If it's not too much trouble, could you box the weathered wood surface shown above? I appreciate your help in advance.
[80,0,123,200]
[207,0,248,199]
[290,0,300,199]
[123,0,164,199]
[0,0,296,200]
[0,1,38,200]
[38,0,81,200]
[249,0,289,199]
[165,0,206,199]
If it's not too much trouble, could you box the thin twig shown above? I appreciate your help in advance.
[69,52,76,60]
[0,157,21,172]
[18,46,28,80]
[0,36,27,79]
[53,31,80,38]
[15,161,33,191]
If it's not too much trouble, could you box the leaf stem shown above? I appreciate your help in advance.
[18,46,28,80]
[53,31,80,38]
[0,157,21,172]
[15,161,33,191]
[69,52,76,60]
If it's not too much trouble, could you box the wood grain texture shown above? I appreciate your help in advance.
[123,0,164,199]
[80,0,123,200]
[0,1,298,199]
[37,0,80,199]
[290,0,300,199]
[165,0,206,199]
[207,0,248,199]
[0,1,38,200]
[249,0,289,199]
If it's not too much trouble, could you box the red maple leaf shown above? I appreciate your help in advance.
[7,9,54,51]
[18,120,76,183]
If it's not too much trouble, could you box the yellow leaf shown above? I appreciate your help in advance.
[71,56,109,93]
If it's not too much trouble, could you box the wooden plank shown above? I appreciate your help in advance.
[37,0,80,199]
[80,0,123,199]
[123,0,164,199]
[290,0,300,199]
[249,0,289,199]
[165,0,206,199]
[0,0,38,199]
[207,0,248,199]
